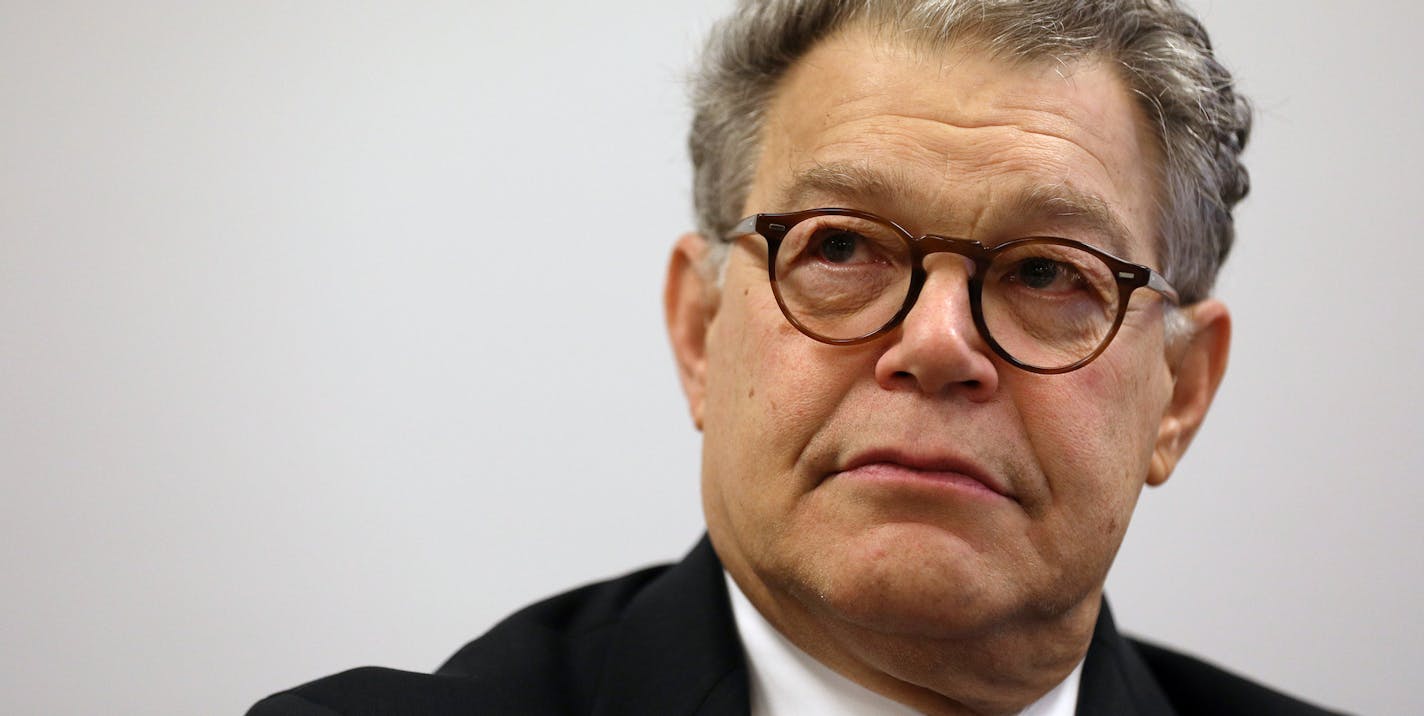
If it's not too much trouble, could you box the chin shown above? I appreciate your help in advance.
[774,521,1036,640]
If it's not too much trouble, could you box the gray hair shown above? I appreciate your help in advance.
[688,0,1251,303]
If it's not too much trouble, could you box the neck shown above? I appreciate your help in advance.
[727,565,1099,716]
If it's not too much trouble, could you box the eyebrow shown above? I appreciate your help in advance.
[779,161,1137,258]
[1003,183,1137,257]
[781,162,909,209]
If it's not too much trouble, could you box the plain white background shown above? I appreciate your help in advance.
[2,1,1420,714]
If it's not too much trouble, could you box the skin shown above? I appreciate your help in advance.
[665,27,1230,716]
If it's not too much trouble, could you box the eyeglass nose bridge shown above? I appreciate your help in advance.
[887,233,996,344]
[907,234,994,278]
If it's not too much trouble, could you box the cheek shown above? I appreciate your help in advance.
[1009,365,1157,594]
[1017,354,1163,518]
[701,281,859,559]
[703,284,826,484]
[710,285,849,437]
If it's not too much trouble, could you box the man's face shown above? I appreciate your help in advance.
[670,29,1221,640]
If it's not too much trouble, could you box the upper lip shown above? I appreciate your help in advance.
[837,448,1014,500]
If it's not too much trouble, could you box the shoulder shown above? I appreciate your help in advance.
[1079,602,1345,715]
[245,667,508,716]
[437,560,672,687]
[1128,637,1346,716]
[247,537,746,716]
[246,562,674,716]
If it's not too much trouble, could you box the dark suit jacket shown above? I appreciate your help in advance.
[249,537,1341,715]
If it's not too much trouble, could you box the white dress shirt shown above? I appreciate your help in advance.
[726,573,1083,716]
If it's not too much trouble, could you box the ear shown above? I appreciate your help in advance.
[1147,299,1231,486]
[664,232,717,430]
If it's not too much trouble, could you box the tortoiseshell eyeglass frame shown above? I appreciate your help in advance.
[724,207,1180,375]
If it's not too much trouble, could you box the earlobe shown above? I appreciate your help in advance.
[1147,299,1231,486]
[664,232,716,430]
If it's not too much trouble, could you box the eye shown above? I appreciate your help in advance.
[814,230,865,264]
[1007,257,1086,292]
[777,216,907,273]
[1017,258,1067,288]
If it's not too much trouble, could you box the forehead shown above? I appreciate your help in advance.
[747,27,1163,261]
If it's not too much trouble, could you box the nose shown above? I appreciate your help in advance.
[874,253,1000,400]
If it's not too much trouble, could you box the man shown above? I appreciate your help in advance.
[251,1,1338,714]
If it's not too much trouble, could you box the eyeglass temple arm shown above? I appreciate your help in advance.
[726,215,759,241]
[1146,270,1180,305]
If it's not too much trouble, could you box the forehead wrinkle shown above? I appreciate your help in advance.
[813,66,1127,181]
[774,160,1137,258]
[773,110,1131,222]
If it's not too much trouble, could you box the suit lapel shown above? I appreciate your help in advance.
[1076,601,1177,715]
[590,537,750,716]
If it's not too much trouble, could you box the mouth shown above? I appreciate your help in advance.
[832,449,1015,503]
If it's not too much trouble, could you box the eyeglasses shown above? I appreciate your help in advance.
[726,207,1180,374]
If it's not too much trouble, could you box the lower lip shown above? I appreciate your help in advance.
[833,462,1007,501]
